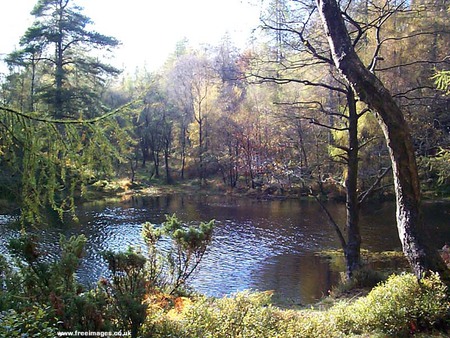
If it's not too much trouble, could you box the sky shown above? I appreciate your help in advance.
[0,0,262,72]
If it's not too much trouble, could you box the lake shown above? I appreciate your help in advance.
[1,194,449,306]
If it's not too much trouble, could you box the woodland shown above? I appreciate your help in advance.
[0,0,450,337]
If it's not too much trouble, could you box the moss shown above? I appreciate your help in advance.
[316,249,408,272]
[317,249,406,262]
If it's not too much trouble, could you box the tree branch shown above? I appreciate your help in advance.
[358,166,392,205]
[0,97,141,125]
[311,189,347,249]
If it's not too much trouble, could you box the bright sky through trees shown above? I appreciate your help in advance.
[1,0,261,72]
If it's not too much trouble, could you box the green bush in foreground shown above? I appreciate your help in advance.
[0,304,57,338]
[333,273,449,336]
[149,291,280,338]
[149,273,449,338]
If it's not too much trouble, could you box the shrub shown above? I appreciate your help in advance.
[3,233,111,332]
[0,255,24,311]
[142,214,215,295]
[150,291,280,338]
[149,273,449,338]
[0,304,57,337]
[101,248,148,338]
[332,272,449,335]
[330,268,386,297]
[101,214,215,337]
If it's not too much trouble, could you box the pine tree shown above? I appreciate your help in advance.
[7,0,120,117]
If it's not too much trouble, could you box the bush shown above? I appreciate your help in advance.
[142,214,215,295]
[150,291,280,338]
[100,214,216,337]
[334,272,449,336]
[0,304,58,337]
[330,268,387,297]
[101,248,148,338]
[149,273,449,338]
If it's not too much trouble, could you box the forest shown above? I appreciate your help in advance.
[0,0,450,337]
[1,0,449,219]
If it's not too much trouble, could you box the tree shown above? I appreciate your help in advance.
[316,0,449,281]
[363,0,450,158]
[7,0,120,117]
[166,53,195,180]
[168,52,218,184]
[254,0,389,278]
[138,79,175,183]
[0,0,129,223]
[0,101,135,224]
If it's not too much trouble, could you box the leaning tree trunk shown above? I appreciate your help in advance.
[316,0,449,282]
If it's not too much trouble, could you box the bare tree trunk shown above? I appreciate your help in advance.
[316,0,449,281]
[345,89,361,277]
[180,125,187,180]
[164,148,172,184]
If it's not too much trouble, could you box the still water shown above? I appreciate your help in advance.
[1,195,449,305]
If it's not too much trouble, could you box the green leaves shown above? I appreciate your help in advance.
[102,248,147,277]
[171,219,215,252]
[154,273,449,337]
[432,70,450,94]
[0,103,136,224]
[0,305,57,338]
[141,214,215,295]
[143,214,215,251]
[8,0,120,118]
[102,215,215,336]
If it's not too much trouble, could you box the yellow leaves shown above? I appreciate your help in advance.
[144,291,193,321]
[167,297,193,320]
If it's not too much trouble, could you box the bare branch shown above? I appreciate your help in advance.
[311,188,347,249]
[249,73,347,94]
[309,118,349,131]
[358,166,392,204]
[375,58,450,72]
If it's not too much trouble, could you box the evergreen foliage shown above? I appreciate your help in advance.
[0,0,134,224]
[0,214,214,337]
[0,105,134,224]
[102,248,148,338]
[0,304,57,338]
[6,0,120,117]
[142,214,215,294]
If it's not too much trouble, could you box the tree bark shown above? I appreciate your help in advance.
[316,0,449,281]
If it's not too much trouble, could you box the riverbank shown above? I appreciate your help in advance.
[145,273,449,337]
[81,176,323,205]
[83,173,449,202]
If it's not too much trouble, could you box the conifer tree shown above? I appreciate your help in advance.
[7,0,120,117]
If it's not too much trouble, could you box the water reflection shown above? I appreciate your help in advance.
[253,253,339,305]
[0,195,448,305]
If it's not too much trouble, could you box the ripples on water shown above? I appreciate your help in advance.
[0,196,448,305]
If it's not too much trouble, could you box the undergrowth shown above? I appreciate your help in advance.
[148,273,449,338]
[0,224,448,337]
